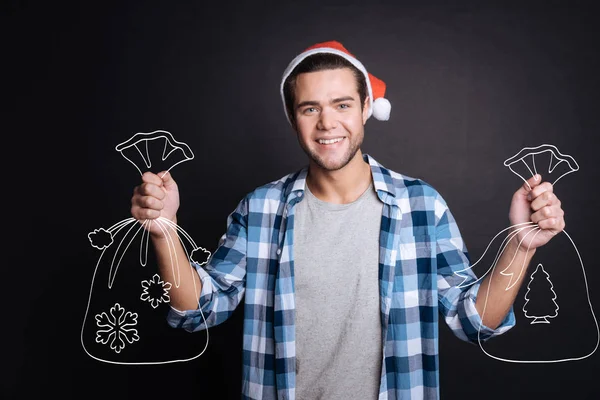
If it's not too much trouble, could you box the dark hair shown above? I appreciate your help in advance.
[283,53,368,127]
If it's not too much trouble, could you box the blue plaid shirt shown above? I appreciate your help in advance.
[168,154,515,399]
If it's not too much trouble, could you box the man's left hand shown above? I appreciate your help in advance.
[508,174,565,250]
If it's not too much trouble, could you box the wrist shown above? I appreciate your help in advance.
[507,233,537,255]
[150,218,178,241]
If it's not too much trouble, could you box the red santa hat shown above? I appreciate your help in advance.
[280,40,391,125]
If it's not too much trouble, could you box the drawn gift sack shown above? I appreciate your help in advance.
[81,131,211,364]
[461,145,599,363]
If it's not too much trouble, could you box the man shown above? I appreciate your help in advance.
[130,41,565,399]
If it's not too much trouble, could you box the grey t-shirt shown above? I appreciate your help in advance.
[293,180,383,400]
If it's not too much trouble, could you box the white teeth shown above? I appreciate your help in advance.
[318,138,343,145]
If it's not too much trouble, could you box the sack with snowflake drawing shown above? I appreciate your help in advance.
[81,130,211,364]
[471,144,599,363]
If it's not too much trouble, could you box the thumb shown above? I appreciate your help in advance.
[159,170,177,190]
[517,173,542,197]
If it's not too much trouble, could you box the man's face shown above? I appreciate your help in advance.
[293,68,369,172]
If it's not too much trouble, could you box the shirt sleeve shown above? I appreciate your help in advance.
[434,193,516,344]
[166,195,248,333]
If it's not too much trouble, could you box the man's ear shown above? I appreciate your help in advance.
[362,96,371,124]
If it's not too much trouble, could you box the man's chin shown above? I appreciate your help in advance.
[310,153,352,172]
[301,141,360,172]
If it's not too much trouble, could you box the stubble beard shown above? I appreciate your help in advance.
[298,132,363,172]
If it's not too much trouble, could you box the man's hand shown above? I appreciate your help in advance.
[508,174,565,250]
[130,170,180,239]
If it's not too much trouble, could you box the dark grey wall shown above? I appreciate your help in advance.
[5,1,599,399]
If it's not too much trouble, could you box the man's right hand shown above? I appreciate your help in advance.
[131,170,180,239]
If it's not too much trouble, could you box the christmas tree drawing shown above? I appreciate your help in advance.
[523,263,559,324]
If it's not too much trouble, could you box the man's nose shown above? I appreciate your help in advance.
[317,108,338,131]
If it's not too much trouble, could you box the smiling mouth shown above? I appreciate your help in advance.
[316,137,345,145]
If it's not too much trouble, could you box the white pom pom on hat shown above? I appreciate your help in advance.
[280,40,391,125]
[372,97,391,121]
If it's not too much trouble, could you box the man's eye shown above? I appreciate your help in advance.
[304,107,317,114]
[338,104,349,109]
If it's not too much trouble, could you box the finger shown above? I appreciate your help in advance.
[530,190,561,211]
[531,204,564,224]
[137,182,166,199]
[139,195,164,211]
[537,216,565,231]
[132,187,164,210]
[132,190,163,209]
[159,170,178,190]
[131,204,161,220]
[517,174,542,197]
[141,171,163,186]
[527,181,553,201]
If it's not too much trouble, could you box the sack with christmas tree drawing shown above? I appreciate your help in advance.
[462,144,598,362]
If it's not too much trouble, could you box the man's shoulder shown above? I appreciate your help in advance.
[244,168,305,202]
[373,159,441,201]
[377,163,450,220]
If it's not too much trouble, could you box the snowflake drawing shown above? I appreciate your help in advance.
[140,273,172,309]
[95,303,139,353]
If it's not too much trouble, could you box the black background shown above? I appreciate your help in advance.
[4,1,600,399]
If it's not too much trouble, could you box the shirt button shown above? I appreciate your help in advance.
[276,249,281,255]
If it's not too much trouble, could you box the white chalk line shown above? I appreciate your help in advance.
[523,263,559,324]
[476,229,599,363]
[455,222,537,289]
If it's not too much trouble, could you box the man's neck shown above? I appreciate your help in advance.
[306,151,372,204]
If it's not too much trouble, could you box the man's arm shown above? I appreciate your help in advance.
[152,231,202,312]
[475,239,535,329]
[131,171,202,311]
[475,173,565,329]
[131,170,248,332]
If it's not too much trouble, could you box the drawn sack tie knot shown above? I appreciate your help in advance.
[81,131,211,365]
